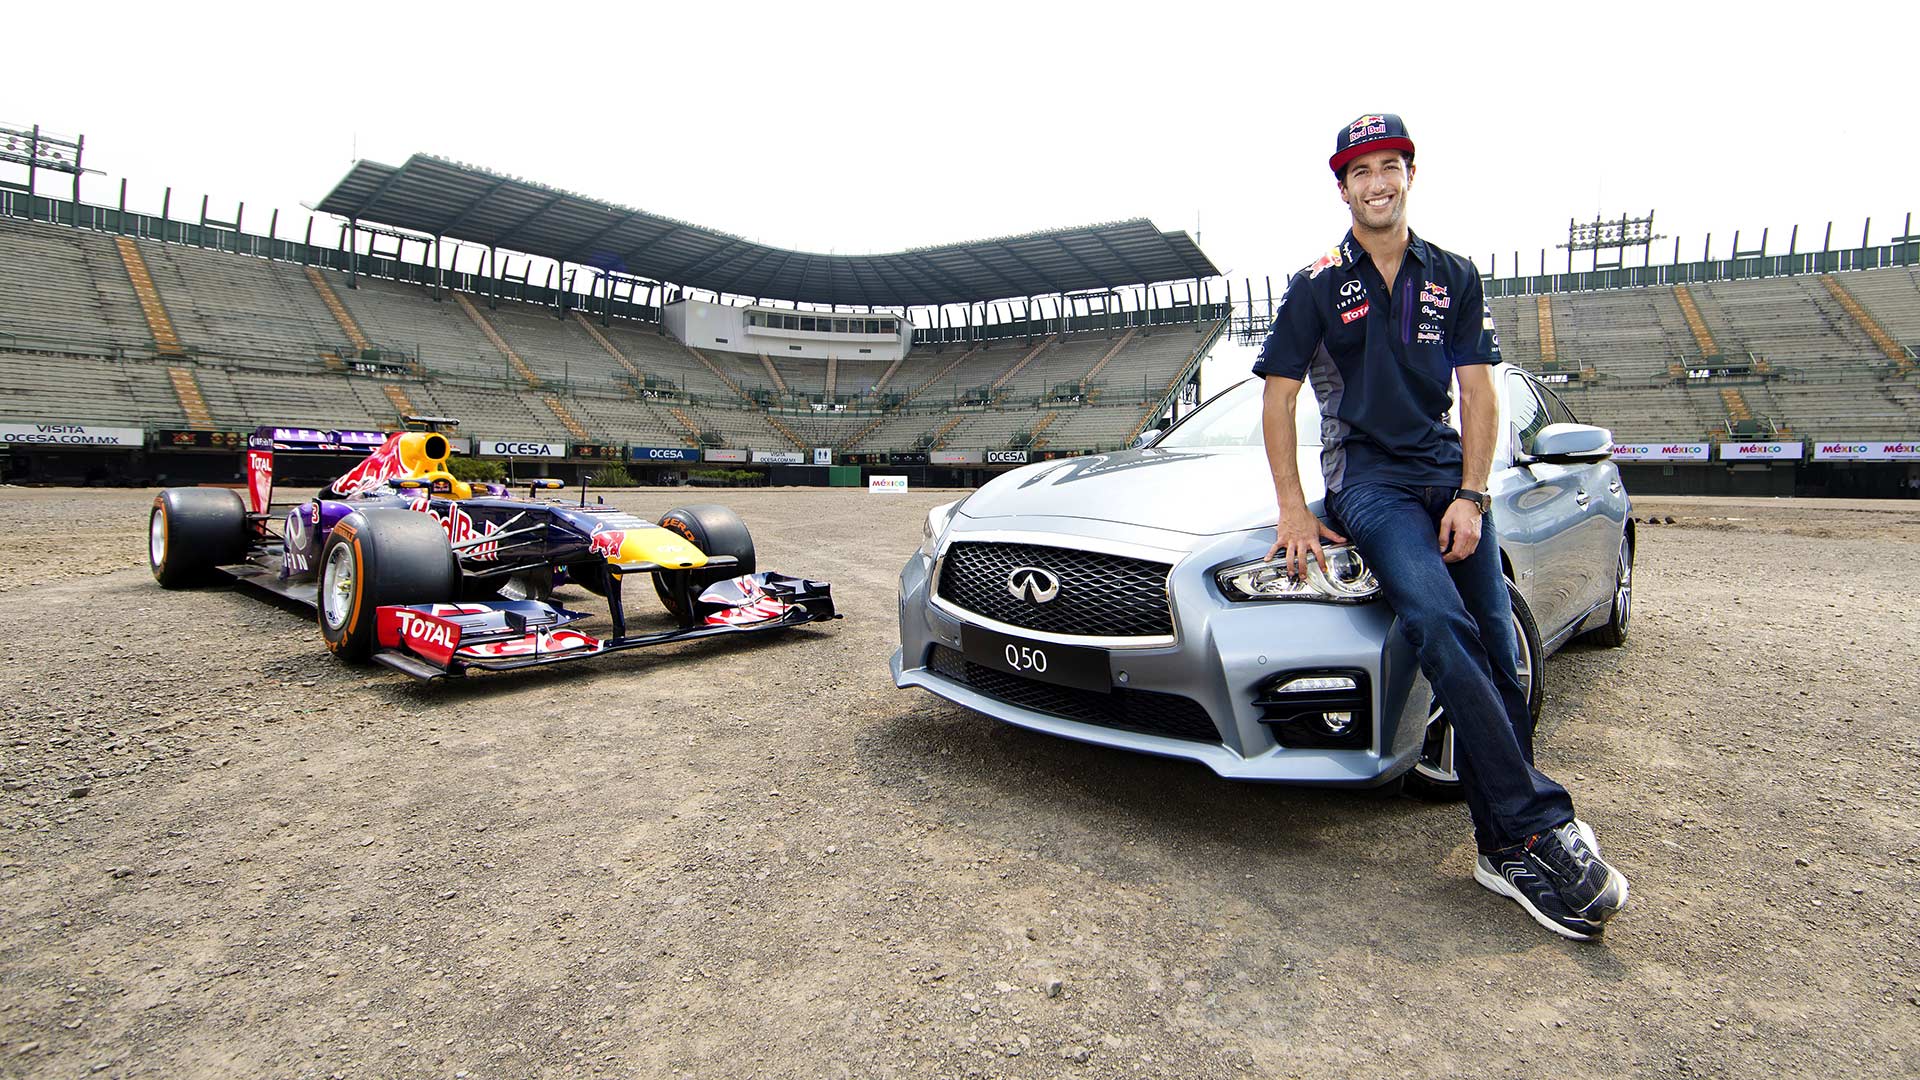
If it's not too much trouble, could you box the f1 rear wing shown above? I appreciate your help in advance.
[243,426,389,514]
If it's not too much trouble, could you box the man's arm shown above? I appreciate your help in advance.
[1438,362,1497,563]
[1262,374,1345,578]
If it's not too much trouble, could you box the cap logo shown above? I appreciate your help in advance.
[1348,115,1387,139]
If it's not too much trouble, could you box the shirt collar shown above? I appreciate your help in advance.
[1341,228,1429,270]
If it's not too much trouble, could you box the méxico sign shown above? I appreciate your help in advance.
[1718,441,1804,461]
[1811,441,1920,461]
[1609,442,1710,462]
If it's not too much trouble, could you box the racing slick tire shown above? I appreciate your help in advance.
[1402,578,1546,802]
[149,487,248,588]
[1577,535,1633,648]
[317,508,458,662]
[653,504,757,628]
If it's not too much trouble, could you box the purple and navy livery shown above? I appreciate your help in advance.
[147,419,837,680]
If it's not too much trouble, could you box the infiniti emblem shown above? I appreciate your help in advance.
[1007,566,1061,604]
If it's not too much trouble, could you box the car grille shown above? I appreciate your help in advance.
[935,541,1173,638]
[927,645,1218,743]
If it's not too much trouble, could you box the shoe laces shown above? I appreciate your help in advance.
[1525,825,1593,884]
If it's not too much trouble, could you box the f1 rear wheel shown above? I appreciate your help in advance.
[653,504,756,627]
[318,509,458,662]
[149,487,248,588]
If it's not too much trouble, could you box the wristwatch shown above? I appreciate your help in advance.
[1452,488,1491,515]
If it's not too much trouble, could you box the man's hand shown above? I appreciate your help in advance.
[1266,507,1347,580]
[1437,498,1482,563]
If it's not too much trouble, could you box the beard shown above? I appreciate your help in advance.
[1349,189,1405,231]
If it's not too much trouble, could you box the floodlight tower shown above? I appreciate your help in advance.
[1557,211,1663,272]
[0,123,87,224]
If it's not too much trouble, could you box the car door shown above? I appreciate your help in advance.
[1497,371,1587,638]
[1533,378,1629,623]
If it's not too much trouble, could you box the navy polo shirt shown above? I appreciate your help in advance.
[1254,229,1500,493]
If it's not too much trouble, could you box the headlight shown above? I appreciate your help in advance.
[921,499,964,549]
[1215,545,1380,603]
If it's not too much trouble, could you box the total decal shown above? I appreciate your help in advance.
[1337,279,1370,324]
[405,493,503,559]
[377,607,464,667]
[246,450,273,514]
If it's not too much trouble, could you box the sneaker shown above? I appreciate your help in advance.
[1475,848,1606,941]
[1475,820,1630,940]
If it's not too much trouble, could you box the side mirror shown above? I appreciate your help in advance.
[1522,423,1613,465]
[1131,429,1162,450]
[526,478,566,495]
[391,478,430,491]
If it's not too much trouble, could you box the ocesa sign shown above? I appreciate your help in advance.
[481,439,564,458]
[630,446,700,462]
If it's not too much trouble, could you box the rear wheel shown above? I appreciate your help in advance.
[1403,579,1545,802]
[318,509,458,662]
[149,487,248,588]
[1579,536,1633,647]
[652,504,756,627]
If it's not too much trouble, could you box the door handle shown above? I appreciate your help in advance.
[1608,480,1622,494]
[1575,491,1591,508]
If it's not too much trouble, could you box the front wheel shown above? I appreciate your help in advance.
[1403,578,1545,802]
[318,509,458,662]
[150,487,248,588]
[652,504,756,627]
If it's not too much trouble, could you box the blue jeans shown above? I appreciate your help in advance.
[1326,482,1575,852]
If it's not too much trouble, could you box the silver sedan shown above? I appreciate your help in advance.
[892,364,1633,795]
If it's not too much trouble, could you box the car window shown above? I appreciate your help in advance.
[1506,372,1551,449]
[1535,380,1580,426]
[1158,378,1323,449]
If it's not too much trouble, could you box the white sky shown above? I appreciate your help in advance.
[7,0,1913,395]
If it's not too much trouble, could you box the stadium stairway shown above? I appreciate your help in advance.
[381,384,417,422]
[667,407,705,447]
[541,395,591,441]
[1719,386,1753,428]
[305,266,374,356]
[166,366,214,429]
[114,237,185,355]
[1822,274,1913,374]
[1536,296,1558,366]
[1672,285,1720,358]
[570,312,643,382]
[929,415,965,450]
[685,347,751,404]
[990,336,1056,390]
[764,415,806,450]
[873,354,907,393]
[1024,412,1060,449]
[900,346,980,407]
[841,412,889,451]
[1080,328,1139,382]
[824,355,837,399]
[452,293,541,387]
[757,354,788,393]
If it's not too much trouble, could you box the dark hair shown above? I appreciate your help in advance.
[1337,150,1414,185]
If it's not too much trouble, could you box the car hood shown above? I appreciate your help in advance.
[956,445,1325,536]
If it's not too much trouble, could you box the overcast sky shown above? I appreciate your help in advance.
[7,0,1912,392]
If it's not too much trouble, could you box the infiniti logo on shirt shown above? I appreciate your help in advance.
[1007,567,1061,604]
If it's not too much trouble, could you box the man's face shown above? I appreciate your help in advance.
[1338,149,1414,231]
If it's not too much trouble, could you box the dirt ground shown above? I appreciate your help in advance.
[0,486,1916,1079]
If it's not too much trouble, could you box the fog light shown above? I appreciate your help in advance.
[1319,711,1355,736]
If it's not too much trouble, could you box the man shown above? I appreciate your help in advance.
[1254,113,1630,941]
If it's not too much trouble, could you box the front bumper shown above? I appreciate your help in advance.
[893,517,1429,786]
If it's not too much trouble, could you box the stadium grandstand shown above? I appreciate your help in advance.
[2,122,1916,496]
[0,127,1230,486]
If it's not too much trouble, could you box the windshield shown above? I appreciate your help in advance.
[1157,377,1322,449]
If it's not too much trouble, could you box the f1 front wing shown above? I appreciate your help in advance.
[369,572,837,680]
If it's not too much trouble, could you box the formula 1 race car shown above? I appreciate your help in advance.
[147,418,836,679]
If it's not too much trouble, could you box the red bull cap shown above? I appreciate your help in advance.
[1330,113,1415,176]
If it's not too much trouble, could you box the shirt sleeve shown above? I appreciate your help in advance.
[1251,271,1323,380]
[1450,262,1500,367]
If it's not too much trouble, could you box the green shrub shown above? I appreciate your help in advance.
[447,456,505,483]
[688,468,763,486]
[588,464,637,488]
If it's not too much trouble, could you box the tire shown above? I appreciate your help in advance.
[1578,536,1633,648]
[652,504,756,627]
[1403,579,1545,802]
[149,487,248,588]
[317,509,458,662]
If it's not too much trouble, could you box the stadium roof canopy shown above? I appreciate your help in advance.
[315,155,1220,308]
